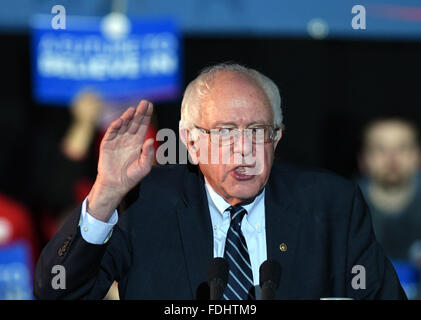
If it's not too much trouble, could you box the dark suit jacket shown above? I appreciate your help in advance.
[34,162,406,299]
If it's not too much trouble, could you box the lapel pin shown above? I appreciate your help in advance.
[280,243,287,252]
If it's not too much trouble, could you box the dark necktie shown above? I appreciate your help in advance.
[223,206,255,300]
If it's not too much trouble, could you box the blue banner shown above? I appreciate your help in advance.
[0,241,33,300]
[30,14,182,106]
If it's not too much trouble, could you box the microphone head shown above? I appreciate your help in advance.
[259,259,281,288]
[208,257,229,285]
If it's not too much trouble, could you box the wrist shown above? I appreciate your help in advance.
[87,182,123,222]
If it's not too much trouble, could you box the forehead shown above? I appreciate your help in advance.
[366,121,417,145]
[199,71,273,126]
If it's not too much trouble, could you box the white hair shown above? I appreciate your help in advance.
[179,63,284,132]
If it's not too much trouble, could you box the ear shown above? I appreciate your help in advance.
[179,127,199,165]
[273,128,283,150]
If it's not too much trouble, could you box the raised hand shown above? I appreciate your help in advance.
[87,100,155,222]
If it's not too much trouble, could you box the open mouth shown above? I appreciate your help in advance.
[231,165,256,180]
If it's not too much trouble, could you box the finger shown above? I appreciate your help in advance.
[102,118,123,142]
[117,107,136,136]
[136,102,153,139]
[139,138,155,168]
[128,100,153,135]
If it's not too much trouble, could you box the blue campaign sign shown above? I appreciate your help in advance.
[0,240,33,300]
[391,260,420,300]
[30,14,182,106]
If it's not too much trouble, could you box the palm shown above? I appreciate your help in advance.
[97,100,155,195]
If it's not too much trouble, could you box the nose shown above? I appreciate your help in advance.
[232,130,253,157]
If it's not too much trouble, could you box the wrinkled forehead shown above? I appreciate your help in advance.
[198,71,273,126]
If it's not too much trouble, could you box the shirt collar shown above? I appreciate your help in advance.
[204,178,265,226]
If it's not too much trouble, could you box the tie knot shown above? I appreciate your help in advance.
[228,206,247,228]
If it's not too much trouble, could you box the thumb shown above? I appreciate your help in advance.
[139,138,155,167]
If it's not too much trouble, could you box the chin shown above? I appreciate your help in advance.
[228,183,262,201]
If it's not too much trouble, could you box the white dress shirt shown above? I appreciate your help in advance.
[79,181,268,286]
[79,197,117,244]
[204,180,267,286]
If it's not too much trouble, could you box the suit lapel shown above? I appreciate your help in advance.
[176,165,213,299]
[175,163,302,300]
[265,164,301,299]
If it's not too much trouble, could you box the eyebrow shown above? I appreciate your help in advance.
[211,121,268,127]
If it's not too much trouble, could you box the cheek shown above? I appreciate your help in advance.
[201,164,229,183]
[262,146,275,169]
[400,155,418,171]
[367,154,385,170]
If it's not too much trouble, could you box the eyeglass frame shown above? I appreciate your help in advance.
[193,124,281,145]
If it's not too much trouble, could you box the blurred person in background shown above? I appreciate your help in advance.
[0,194,37,299]
[0,194,38,262]
[28,91,158,300]
[0,100,38,299]
[28,91,160,245]
[26,92,103,244]
[358,116,421,298]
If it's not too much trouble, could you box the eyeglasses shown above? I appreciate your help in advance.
[194,124,280,146]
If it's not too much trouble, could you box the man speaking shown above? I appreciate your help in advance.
[34,63,406,299]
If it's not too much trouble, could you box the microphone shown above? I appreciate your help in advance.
[259,259,281,300]
[208,257,229,300]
